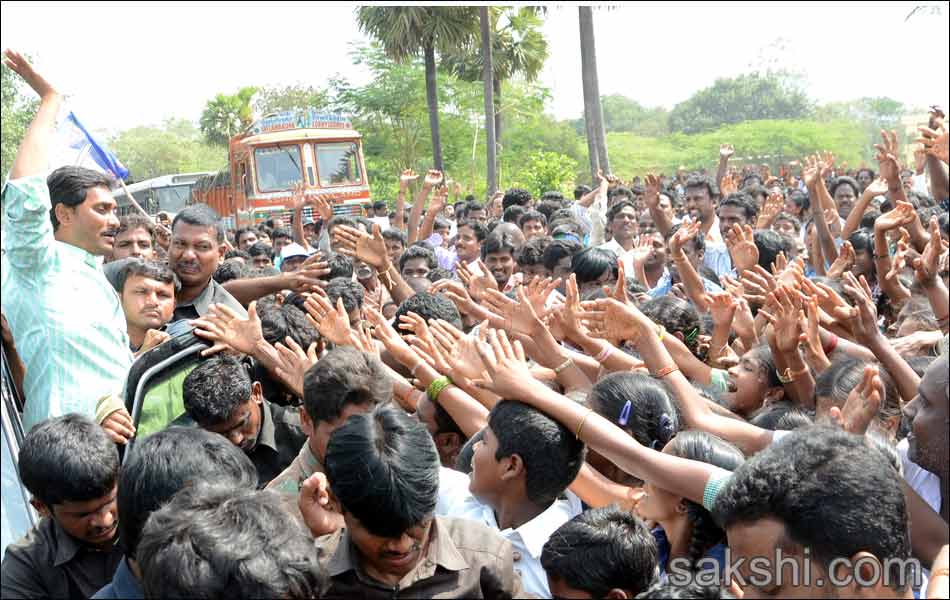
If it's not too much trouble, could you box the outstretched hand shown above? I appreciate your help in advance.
[3,49,58,99]
[830,365,883,436]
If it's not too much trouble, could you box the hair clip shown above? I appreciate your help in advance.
[618,400,632,426]
[684,327,700,345]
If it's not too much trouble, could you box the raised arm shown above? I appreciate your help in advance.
[644,173,674,238]
[842,177,887,241]
[394,169,417,233]
[333,224,415,305]
[715,144,733,190]
[670,221,711,312]
[407,169,441,244]
[418,183,447,243]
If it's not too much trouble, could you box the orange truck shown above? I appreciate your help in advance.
[193,110,370,228]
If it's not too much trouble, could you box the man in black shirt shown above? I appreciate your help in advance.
[1,415,123,599]
[182,354,307,487]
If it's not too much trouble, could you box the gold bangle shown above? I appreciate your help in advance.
[654,365,679,378]
[575,408,594,439]
[553,357,574,375]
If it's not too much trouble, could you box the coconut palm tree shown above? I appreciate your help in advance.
[356,6,479,171]
[579,6,609,180]
[199,86,257,146]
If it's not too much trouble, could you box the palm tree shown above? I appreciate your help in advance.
[357,7,479,172]
[578,7,609,180]
[199,86,257,146]
[479,7,497,194]
[443,8,548,185]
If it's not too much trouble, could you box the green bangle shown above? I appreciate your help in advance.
[703,473,732,512]
[427,376,453,403]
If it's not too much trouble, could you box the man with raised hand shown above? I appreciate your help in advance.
[0,50,133,429]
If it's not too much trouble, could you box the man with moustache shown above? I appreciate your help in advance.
[0,50,134,430]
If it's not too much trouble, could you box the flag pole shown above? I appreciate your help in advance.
[114,176,171,237]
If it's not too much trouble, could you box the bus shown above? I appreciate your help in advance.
[112,172,215,218]
[192,110,370,229]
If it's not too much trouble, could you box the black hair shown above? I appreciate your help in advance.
[327,215,357,232]
[541,506,659,598]
[247,241,275,260]
[636,580,735,599]
[224,248,252,261]
[488,400,585,506]
[213,257,249,284]
[715,426,911,593]
[856,167,876,180]
[748,401,813,431]
[457,219,489,242]
[640,296,702,357]
[814,358,901,428]
[503,204,527,224]
[138,485,325,598]
[116,214,156,240]
[302,347,391,425]
[256,298,320,350]
[684,175,720,200]
[172,203,225,243]
[118,426,258,558]
[454,427,485,474]
[860,210,881,231]
[480,231,519,260]
[393,291,463,332]
[609,186,634,203]
[542,238,582,272]
[46,166,113,230]
[502,187,532,210]
[830,176,859,198]
[426,267,455,283]
[537,200,564,223]
[324,252,354,280]
[772,212,801,231]
[742,183,767,203]
[515,236,552,268]
[518,209,547,230]
[19,414,119,507]
[605,200,638,224]
[753,229,789,271]
[271,227,292,242]
[541,190,566,202]
[382,228,408,247]
[372,200,388,211]
[325,404,439,538]
[183,355,253,427]
[465,201,486,216]
[398,244,437,273]
[787,189,810,212]
[116,258,181,293]
[667,431,745,571]
[234,227,259,246]
[718,192,758,222]
[574,184,592,200]
[571,247,619,285]
[325,277,365,314]
[588,372,680,450]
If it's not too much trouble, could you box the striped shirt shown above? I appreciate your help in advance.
[1,176,133,430]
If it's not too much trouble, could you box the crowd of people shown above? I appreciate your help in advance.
[1,47,949,600]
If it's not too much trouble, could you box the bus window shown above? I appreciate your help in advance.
[255,146,302,192]
[314,142,362,187]
[155,185,192,213]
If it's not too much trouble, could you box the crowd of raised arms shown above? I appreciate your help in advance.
[1,48,949,600]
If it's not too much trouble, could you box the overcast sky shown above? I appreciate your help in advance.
[2,1,947,135]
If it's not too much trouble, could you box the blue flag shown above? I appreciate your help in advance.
[51,111,129,180]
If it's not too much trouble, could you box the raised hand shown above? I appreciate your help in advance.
[285,257,331,294]
[759,286,803,355]
[670,221,701,258]
[303,293,355,347]
[830,365,883,436]
[423,169,444,188]
[483,287,542,337]
[272,337,318,398]
[333,223,388,270]
[864,176,889,198]
[3,49,58,99]
[719,143,735,159]
[801,155,821,188]
[100,408,136,445]
[798,296,830,371]
[917,126,949,164]
[457,259,498,303]
[826,241,855,279]
[429,184,448,214]
[726,223,759,273]
[644,173,662,209]
[756,191,784,229]
[630,235,654,266]
[191,301,265,357]
[720,171,739,195]
[557,274,591,341]
[524,275,561,319]
[399,168,419,190]
[884,230,911,284]
[732,296,757,345]
[912,215,945,287]
[310,193,334,222]
[430,319,488,381]
[578,297,651,344]
[366,307,418,370]
[708,293,737,329]
[835,272,881,345]
[287,181,307,211]
[432,277,478,315]
[874,200,916,233]
[873,130,902,184]
[471,328,533,400]
[298,472,339,537]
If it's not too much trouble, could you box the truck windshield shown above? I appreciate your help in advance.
[155,185,193,213]
[255,146,302,192]
[314,142,362,187]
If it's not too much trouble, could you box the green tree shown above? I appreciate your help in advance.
[112,119,226,181]
[512,151,578,199]
[1,58,38,178]
[356,6,480,172]
[253,84,329,115]
[596,94,670,136]
[815,96,906,162]
[668,71,813,134]
[199,86,257,146]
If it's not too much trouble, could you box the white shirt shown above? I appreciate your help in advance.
[897,438,941,513]
[437,470,583,599]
